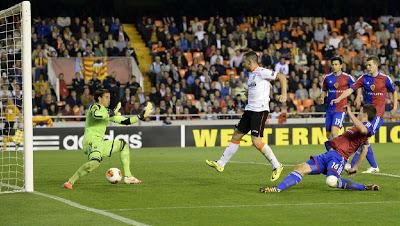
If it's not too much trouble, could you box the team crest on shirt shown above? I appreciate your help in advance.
[370,84,375,91]
[334,82,339,88]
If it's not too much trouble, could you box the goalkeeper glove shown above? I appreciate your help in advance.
[137,102,153,121]
[108,102,122,117]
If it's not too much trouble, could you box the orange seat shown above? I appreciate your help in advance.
[154,20,163,27]
[186,94,195,100]
[193,51,204,60]
[151,43,158,53]
[183,52,193,66]
[302,99,314,108]
[226,68,237,76]
[317,42,325,50]
[296,105,304,112]
[179,69,187,78]
[220,75,230,82]
[361,35,369,44]
[223,60,230,67]
[315,51,323,61]
[326,20,335,30]
[292,99,302,107]
[335,19,344,30]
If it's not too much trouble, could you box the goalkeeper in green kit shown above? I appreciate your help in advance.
[63,89,153,190]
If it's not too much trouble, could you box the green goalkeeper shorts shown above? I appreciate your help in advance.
[84,139,123,162]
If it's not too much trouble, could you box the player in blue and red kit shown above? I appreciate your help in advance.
[320,57,355,140]
[260,104,379,193]
[332,56,398,173]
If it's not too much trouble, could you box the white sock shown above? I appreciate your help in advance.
[217,142,240,167]
[261,144,280,169]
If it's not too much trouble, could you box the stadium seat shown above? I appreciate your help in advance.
[193,51,204,60]
[335,19,344,30]
[326,20,335,30]
[361,35,369,44]
[179,68,187,78]
[288,93,296,101]
[226,68,237,76]
[302,99,314,108]
[186,94,195,100]
[183,52,193,66]
[220,75,230,82]
[154,20,163,27]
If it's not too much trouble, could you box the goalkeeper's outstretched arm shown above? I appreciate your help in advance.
[111,102,153,125]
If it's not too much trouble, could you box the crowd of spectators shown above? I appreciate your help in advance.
[2,15,400,124]
[1,16,140,124]
[136,15,400,121]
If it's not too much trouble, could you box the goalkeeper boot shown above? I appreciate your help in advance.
[271,164,284,182]
[206,160,224,172]
[259,186,280,193]
[365,184,379,191]
[63,181,73,190]
[124,176,142,184]
[362,167,380,174]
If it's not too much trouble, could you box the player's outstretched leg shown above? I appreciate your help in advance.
[253,139,283,181]
[206,138,241,172]
[112,140,142,184]
[336,177,379,191]
[64,160,101,190]
[260,163,309,193]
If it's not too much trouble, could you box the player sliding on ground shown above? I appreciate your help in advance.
[63,89,153,190]
[260,104,379,193]
[206,51,287,182]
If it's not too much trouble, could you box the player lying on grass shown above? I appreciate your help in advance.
[260,104,379,193]
[63,89,153,190]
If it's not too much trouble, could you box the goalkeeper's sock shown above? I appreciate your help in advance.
[120,141,133,177]
[68,160,100,184]
[276,171,303,192]
[337,178,366,190]
[259,143,280,169]
[217,141,240,167]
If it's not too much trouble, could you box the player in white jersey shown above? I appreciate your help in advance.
[206,51,288,182]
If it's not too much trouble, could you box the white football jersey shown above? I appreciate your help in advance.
[245,67,278,112]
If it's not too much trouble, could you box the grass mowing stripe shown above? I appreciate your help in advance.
[33,191,149,226]
[107,201,400,211]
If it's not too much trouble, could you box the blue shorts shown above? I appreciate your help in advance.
[306,150,346,177]
[370,116,384,135]
[325,111,346,132]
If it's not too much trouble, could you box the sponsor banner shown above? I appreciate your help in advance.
[185,123,400,147]
[32,126,181,150]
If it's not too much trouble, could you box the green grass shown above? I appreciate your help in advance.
[1,144,400,226]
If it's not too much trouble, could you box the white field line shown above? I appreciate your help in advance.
[0,182,148,226]
[32,191,149,226]
[230,161,400,179]
[107,201,400,212]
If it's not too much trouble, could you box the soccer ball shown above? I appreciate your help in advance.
[105,168,122,184]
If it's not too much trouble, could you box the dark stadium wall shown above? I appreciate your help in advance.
[1,0,399,21]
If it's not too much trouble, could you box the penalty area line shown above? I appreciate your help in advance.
[33,191,149,226]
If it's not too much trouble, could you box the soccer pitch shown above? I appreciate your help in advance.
[1,143,400,226]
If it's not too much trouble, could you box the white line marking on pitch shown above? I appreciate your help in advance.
[33,191,149,226]
[230,161,400,179]
[108,201,400,212]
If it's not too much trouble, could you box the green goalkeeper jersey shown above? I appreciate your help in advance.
[83,103,111,144]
